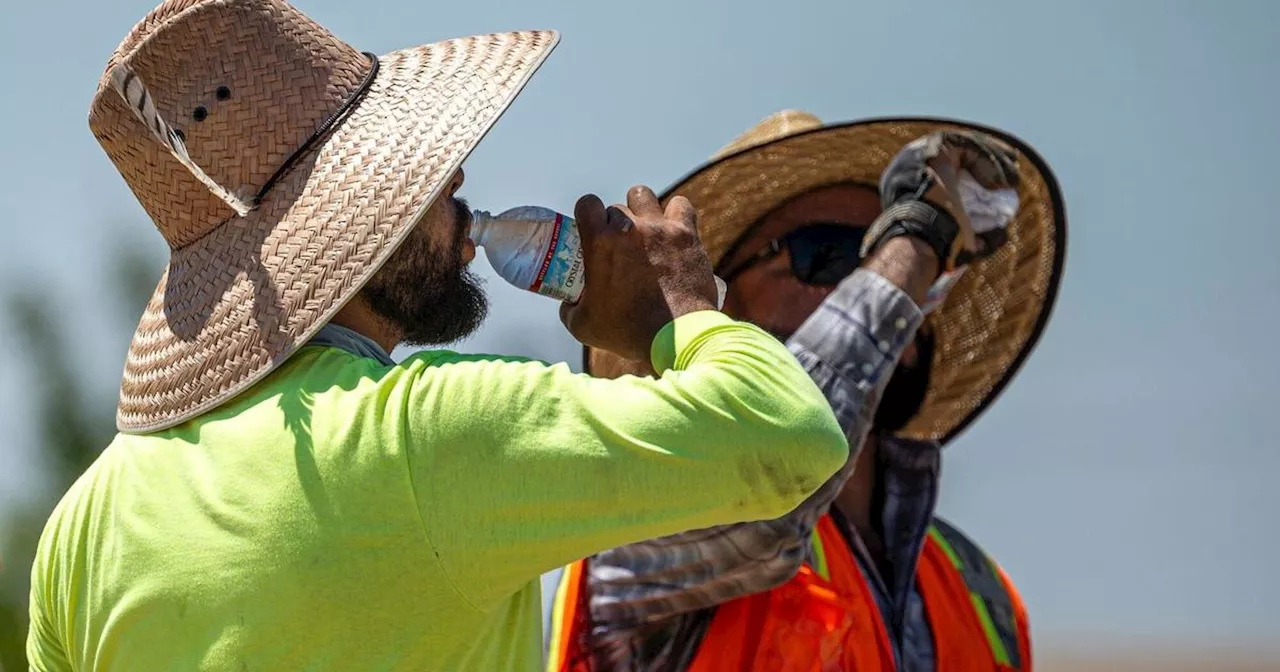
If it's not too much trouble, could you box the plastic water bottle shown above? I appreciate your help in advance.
[470,206,585,302]
[918,170,1020,315]
[471,205,726,307]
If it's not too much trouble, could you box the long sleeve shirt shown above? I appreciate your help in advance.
[579,269,946,671]
[26,311,848,672]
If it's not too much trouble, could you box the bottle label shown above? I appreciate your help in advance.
[529,213,586,303]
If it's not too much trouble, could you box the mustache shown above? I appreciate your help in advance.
[453,196,472,231]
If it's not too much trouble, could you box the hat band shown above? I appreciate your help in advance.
[254,52,381,207]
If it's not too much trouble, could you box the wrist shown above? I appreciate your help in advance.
[863,237,939,305]
[634,295,716,363]
[861,200,958,273]
[662,280,719,325]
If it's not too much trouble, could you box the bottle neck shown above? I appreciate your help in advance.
[469,210,492,247]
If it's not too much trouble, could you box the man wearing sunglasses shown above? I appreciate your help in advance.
[547,112,1068,671]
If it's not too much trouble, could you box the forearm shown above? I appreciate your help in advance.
[584,263,931,632]
[407,311,848,606]
[862,235,939,304]
[789,261,927,444]
[581,145,955,638]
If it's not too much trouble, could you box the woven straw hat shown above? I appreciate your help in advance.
[91,0,558,433]
[587,111,1067,444]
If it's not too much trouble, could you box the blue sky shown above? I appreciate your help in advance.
[2,0,1277,653]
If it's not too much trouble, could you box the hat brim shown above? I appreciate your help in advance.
[117,31,559,433]
[585,117,1067,445]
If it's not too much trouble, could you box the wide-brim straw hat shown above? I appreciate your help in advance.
[587,111,1067,444]
[91,0,558,433]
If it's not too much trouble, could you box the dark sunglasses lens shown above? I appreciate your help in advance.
[787,225,867,285]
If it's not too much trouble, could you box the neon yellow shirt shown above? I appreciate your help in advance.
[27,311,847,671]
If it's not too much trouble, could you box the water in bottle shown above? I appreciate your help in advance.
[470,205,726,307]
[470,206,586,303]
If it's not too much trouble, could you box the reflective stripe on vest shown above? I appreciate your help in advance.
[689,515,892,671]
[547,560,590,672]
[548,514,1031,671]
[928,518,1024,670]
[808,517,1025,668]
[808,524,831,582]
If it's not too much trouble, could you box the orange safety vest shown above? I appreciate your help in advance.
[548,516,1031,672]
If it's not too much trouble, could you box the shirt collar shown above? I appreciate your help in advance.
[831,436,941,642]
[308,323,395,365]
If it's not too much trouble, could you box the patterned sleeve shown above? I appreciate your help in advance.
[584,268,925,634]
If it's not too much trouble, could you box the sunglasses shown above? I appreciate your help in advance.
[722,222,869,286]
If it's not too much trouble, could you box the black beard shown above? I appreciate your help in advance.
[360,198,489,346]
[873,330,934,434]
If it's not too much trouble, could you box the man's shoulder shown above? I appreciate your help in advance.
[928,516,1026,616]
[928,516,1022,591]
[929,517,1002,569]
[928,516,1030,664]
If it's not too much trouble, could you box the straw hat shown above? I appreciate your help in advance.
[91,0,558,433]
[587,111,1067,444]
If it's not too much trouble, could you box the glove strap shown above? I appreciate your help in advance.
[860,200,959,273]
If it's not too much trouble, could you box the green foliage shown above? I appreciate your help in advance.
[0,241,162,671]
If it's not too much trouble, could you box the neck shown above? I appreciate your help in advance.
[331,298,401,354]
[835,436,885,565]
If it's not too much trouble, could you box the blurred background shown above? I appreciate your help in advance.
[2,0,1278,669]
